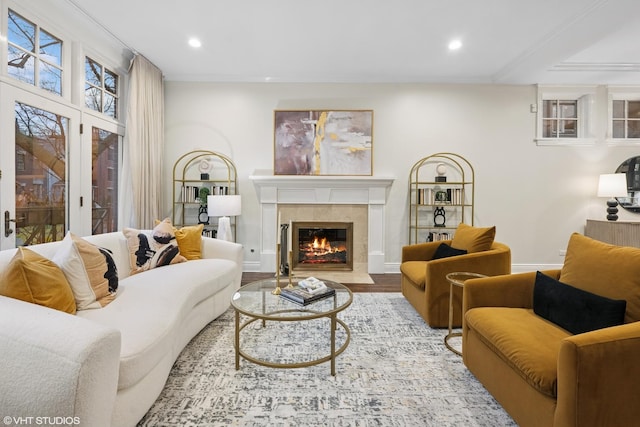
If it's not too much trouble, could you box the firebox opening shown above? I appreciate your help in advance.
[292,221,353,271]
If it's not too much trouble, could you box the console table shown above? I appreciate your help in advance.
[585,219,640,248]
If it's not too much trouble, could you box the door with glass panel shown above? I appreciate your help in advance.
[81,115,123,235]
[0,88,81,249]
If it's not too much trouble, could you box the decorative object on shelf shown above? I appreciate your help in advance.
[208,195,242,241]
[434,206,446,227]
[197,187,211,224]
[408,153,474,244]
[434,190,448,203]
[597,173,627,221]
[274,110,373,176]
[435,163,447,182]
[198,158,212,180]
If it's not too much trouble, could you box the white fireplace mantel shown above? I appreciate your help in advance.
[249,170,395,274]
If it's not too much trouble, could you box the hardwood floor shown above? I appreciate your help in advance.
[241,272,401,292]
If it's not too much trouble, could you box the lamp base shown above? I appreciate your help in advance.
[217,216,233,241]
[606,199,619,221]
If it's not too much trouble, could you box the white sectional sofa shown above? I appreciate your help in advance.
[0,231,243,427]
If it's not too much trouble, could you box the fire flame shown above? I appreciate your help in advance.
[312,237,330,251]
[301,236,346,257]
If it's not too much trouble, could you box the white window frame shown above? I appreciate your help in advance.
[1,0,128,245]
[4,6,72,101]
[84,55,120,119]
[606,85,640,146]
[535,85,597,146]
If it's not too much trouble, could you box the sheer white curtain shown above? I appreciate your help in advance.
[122,55,164,229]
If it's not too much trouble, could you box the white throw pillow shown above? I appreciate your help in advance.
[53,232,118,310]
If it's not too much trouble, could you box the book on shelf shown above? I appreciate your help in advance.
[280,284,336,305]
[427,231,451,242]
[179,184,231,203]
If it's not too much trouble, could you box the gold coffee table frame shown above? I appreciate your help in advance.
[231,278,353,376]
[444,272,487,356]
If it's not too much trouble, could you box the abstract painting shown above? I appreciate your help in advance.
[274,110,373,175]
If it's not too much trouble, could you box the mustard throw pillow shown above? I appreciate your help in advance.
[123,219,187,275]
[559,233,640,323]
[0,247,76,314]
[451,223,496,253]
[174,224,204,260]
[52,232,118,310]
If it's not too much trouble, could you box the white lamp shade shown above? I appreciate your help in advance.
[207,195,242,217]
[597,173,627,198]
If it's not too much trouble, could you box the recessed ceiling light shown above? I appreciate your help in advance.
[188,38,202,48]
[448,39,462,51]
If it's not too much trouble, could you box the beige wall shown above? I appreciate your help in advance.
[164,82,640,272]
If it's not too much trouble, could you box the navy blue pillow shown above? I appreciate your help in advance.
[533,271,626,335]
[432,243,467,260]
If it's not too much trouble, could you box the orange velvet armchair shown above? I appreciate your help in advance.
[400,224,511,328]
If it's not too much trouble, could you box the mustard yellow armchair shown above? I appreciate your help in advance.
[462,233,640,427]
[400,239,511,328]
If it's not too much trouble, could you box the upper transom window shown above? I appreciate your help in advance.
[536,85,596,146]
[85,57,119,119]
[542,100,578,138]
[7,9,63,95]
[612,100,640,139]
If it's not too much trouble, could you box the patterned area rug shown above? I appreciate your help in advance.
[139,293,516,426]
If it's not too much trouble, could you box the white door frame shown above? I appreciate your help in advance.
[0,82,81,249]
[80,111,124,234]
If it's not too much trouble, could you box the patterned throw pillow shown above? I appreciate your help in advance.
[123,219,187,275]
[53,232,118,310]
[154,220,203,260]
[0,247,76,314]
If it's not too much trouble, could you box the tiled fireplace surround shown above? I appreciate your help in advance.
[250,172,395,274]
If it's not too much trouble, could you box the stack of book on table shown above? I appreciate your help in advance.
[280,277,335,305]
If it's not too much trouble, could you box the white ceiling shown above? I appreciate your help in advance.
[67,0,640,85]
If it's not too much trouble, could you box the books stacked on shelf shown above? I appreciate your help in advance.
[212,185,230,195]
[201,228,216,238]
[416,187,464,205]
[180,184,231,202]
[451,188,463,205]
[280,278,336,305]
[417,188,432,205]
[180,185,201,203]
[427,231,452,242]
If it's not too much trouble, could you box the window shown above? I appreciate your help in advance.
[606,86,640,144]
[85,57,119,118]
[542,100,578,138]
[16,151,25,172]
[612,100,640,139]
[536,85,596,145]
[7,9,63,95]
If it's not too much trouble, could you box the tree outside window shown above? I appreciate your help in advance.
[7,9,62,95]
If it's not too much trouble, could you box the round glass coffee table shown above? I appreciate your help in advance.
[444,271,487,355]
[231,277,353,376]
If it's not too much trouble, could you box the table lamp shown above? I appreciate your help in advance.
[597,173,627,221]
[207,195,241,241]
